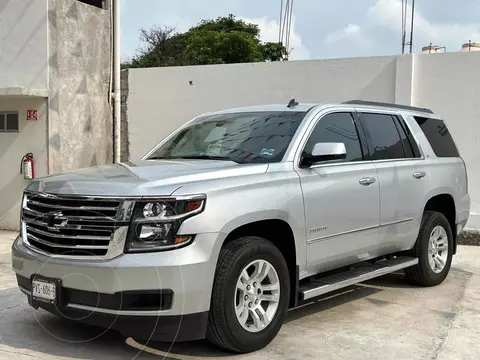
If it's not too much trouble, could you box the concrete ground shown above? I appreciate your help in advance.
[1,230,479,360]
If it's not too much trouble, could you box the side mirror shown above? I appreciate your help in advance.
[301,142,347,167]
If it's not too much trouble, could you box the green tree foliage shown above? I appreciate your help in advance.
[262,41,289,62]
[123,14,288,68]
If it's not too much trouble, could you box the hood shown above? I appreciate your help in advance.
[26,159,268,196]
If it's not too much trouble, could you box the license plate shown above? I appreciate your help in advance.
[32,279,56,302]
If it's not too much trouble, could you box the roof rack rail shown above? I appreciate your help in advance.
[342,100,434,114]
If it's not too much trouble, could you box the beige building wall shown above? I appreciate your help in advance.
[0,0,48,91]
[0,97,48,229]
[0,0,112,230]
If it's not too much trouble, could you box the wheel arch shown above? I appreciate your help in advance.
[221,216,300,308]
[423,192,457,254]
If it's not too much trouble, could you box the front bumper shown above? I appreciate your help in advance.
[12,232,225,341]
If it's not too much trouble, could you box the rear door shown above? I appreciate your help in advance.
[357,111,427,253]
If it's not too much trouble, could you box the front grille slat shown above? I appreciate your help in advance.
[23,208,117,222]
[27,234,110,250]
[22,193,123,257]
[26,225,111,241]
[27,200,118,212]
[23,217,116,232]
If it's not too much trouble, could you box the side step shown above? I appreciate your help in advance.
[299,256,418,301]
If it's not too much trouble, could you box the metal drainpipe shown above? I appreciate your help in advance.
[113,0,121,163]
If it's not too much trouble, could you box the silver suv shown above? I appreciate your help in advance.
[12,100,470,353]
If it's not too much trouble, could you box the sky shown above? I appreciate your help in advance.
[120,0,480,62]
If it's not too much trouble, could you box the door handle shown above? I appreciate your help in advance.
[413,171,426,179]
[359,177,376,186]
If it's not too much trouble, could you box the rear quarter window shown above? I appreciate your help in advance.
[414,117,459,158]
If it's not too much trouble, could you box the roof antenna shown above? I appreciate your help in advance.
[287,98,298,108]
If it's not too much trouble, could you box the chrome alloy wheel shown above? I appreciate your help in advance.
[428,225,449,274]
[234,259,281,333]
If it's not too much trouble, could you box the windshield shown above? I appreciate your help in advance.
[147,111,307,164]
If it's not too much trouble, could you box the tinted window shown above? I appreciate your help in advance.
[392,116,414,158]
[394,115,421,158]
[359,113,406,160]
[148,111,306,164]
[415,117,459,157]
[6,114,19,131]
[304,112,363,162]
[77,0,104,8]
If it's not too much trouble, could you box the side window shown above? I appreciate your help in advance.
[304,112,363,162]
[391,116,413,158]
[0,112,19,133]
[359,113,406,160]
[394,115,421,158]
[77,0,105,9]
[414,117,459,157]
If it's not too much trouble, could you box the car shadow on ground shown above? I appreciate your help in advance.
[362,271,417,289]
[364,268,472,289]
[0,274,413,359]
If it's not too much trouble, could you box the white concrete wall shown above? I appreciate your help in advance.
[413,52,480,229]
[0,0,48,91]
[0,98,48,230]
[127,55,398,160]
[126,52,480,230]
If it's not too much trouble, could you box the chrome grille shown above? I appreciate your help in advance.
[21,192,124,257]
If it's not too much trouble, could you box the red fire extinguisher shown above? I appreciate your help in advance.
[20,153,35,180]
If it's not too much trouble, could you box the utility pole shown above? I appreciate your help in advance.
[409,0,415,54]
[401,0,416,54]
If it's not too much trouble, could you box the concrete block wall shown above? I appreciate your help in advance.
[47,0,112,174]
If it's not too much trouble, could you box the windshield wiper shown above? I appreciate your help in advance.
[149,155,244,164]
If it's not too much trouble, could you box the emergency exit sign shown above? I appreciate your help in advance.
[27,110,37,121]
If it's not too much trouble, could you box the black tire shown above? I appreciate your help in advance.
[404,211,453,286]
[206,236,290,353]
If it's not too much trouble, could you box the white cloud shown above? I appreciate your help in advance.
[325,0,480,53]
[239,16,312,60]
[367,0,480,47]
[325,24,366,45]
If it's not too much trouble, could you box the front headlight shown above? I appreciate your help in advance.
[125,195,206,253]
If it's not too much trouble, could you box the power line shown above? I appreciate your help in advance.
[286,0,294,51]
[279,0,283,43]
[279,0,294,54]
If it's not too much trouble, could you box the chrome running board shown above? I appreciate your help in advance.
[300,256,418,301]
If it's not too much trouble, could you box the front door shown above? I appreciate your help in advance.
[295,111,380,275]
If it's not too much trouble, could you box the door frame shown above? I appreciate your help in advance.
[293,107,382,275]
